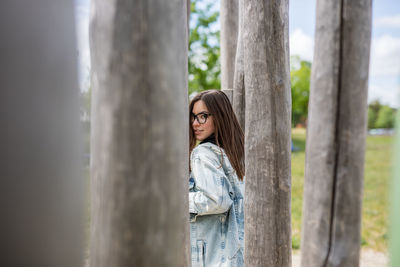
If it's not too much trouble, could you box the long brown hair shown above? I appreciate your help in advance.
[189,90,245,181]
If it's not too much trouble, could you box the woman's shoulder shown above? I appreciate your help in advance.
[191,142,225,161]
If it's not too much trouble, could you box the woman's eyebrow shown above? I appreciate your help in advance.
[193,111,208,115]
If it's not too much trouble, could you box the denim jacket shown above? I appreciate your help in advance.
[189,142,244,267]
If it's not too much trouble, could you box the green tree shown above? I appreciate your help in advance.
[367,100,397,129]
[369,100,382,114]
[367,106,377,129]
[189,0,220,94]
[368,100,382,129]
[290,56,311,127]
[375,105,396,129]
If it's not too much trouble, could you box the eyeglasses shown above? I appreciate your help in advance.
[191,112,212,124]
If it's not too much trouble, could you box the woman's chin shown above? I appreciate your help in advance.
[195,136,204,142]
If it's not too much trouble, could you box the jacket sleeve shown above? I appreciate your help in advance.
[189,151,233,216]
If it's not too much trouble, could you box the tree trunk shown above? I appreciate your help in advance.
[220,0,238,90]
[301,1,372,266]
[0,1,84,266]
[89,1,189,266]
[232,0,245,130]
[243,0,292,266]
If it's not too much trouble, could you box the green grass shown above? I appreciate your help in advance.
[291,128,392,252]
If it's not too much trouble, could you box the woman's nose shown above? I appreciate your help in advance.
[192,119,200,127]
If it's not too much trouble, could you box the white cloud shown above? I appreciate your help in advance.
[368,35,400,107]
[288,30,400,107]
[289,28,314,61]
[368,83,400,108]
[75,1,91,91]
[369,35,400,77]
[368,35,400,108]
[375,14,400,28]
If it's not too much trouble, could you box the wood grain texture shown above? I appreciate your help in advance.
[242,0,292,266]
[221,0,239,90]
[232,0,245,130]
[301,0,372,266]
[89,1,189,266]
[222,89,233,103]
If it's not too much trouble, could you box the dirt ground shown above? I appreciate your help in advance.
[292,249,389,267]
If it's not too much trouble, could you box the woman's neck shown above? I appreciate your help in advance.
[200,133,217,146]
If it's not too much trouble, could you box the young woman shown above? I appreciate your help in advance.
[189,90,244,267]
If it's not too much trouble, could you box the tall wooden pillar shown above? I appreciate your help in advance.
[232,0,245,129]
[301,1,372,266]
[0,0,84,266]
[242,0,292,266]
[89,1,189,266]
[221,0,239,91]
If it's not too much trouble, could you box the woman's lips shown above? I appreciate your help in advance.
[194,130,202,135]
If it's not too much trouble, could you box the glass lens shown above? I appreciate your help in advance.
[199,114,207,124]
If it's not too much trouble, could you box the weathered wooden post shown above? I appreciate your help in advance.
[222,89,233,103]
[232,0,245,129]
[221,0,238,108]
[221,0,238,91]
[187,0,191,37]
[241,0,292,265]
[0,0,84,266]
[184,1,191,266]
[89,0,189,266]
[301,0,372,266]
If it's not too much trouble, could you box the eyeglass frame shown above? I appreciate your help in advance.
[191,112,212,124]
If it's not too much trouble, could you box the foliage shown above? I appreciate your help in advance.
[189,0,221,94]
[375,105,396,129]
[367,100,397,129]
[368,107,377,129]
[290,56,311,127]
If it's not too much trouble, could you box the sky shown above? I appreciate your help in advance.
[75,0,400,108]
[289,0,400,108]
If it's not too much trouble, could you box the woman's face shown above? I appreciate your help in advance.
[192,100,215,141]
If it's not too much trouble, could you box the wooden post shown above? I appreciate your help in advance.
[0,0,84,266]
[89,0,189,266]
[187,0,191,38]
[222,89,233,103]
[301,0,372,266]
[182,1,190,266]
[232,0,245,129]
[220,0,238,90]
[242,0,292,266]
